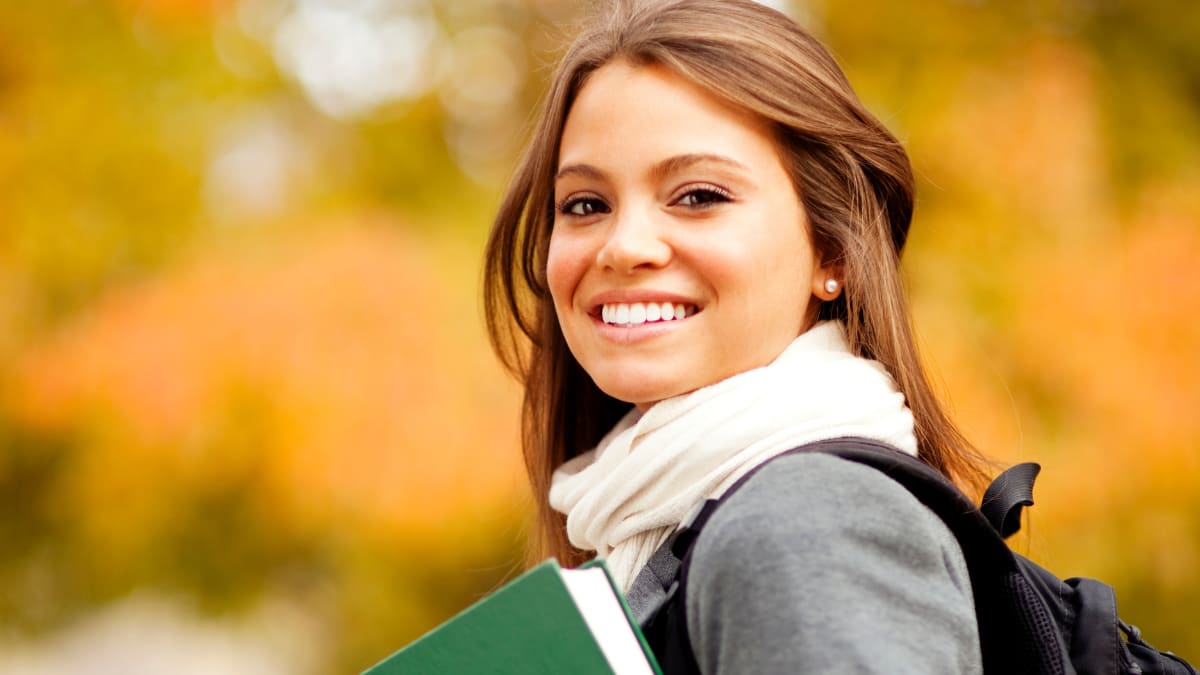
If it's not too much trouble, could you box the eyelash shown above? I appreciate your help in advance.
[556,195,609,217]
[554,184,734,218]
[672,184,733,208]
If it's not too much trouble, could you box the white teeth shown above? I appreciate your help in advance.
[615,304,630,324]
[629,303,647,325]
[601,301,695,325]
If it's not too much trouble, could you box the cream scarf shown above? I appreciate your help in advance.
[548,321,918,592]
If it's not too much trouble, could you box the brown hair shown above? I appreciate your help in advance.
[484,0,990,566]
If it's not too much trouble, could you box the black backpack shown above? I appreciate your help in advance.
[636,437,1197,675]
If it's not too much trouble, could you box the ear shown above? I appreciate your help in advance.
[811,259,843,302]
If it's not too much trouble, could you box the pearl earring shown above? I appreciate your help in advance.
[824,279,839,294]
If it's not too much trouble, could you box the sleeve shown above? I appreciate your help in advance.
[684,453,982,675]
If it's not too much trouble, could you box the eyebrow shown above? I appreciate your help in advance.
[555,153,751,182]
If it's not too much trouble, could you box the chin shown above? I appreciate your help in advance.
[593,374,694,410]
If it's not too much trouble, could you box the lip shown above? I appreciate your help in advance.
[593,315,692,344]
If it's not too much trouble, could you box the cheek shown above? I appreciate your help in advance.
[546,233,583,310]
[719,227,814,325]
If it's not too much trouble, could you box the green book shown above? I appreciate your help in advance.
[362,558,663,675]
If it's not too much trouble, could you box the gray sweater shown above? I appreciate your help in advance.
[640,453,983,674]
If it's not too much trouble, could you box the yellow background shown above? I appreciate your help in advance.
[0,1,1196,672]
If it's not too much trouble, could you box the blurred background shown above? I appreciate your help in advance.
[0,0,1196,672]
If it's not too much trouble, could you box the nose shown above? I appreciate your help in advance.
[595,207,672,274]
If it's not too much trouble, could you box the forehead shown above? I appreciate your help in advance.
[557,61,781,174]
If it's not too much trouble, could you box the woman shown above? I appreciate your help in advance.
[484,0,989,671]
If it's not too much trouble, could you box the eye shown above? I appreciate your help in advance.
[558,196,610,217]
[673,185,733,208]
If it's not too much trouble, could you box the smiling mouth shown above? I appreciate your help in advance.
[597,301,700,326]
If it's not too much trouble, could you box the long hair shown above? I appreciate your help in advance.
[484,0,990,566]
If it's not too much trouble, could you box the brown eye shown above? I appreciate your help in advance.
[560,197,609,216]
[675,187,732,208]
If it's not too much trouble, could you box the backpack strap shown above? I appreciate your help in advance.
[639,437,1073,675]
[640,438,1198,675]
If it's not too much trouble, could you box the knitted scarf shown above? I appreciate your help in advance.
[548,321,918,591]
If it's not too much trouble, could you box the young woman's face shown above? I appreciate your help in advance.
[548,61,832,408]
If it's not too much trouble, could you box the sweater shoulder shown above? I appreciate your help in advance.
[689,452,969,587]
[684,452,981,674]
[704,452,946,543]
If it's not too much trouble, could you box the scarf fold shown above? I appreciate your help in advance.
[548,321,917,592]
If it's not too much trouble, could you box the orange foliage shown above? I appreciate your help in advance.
[917,38,1108,232]
[1010,214,1200,515]
[9,221,524,546]
[905,37,1200,608]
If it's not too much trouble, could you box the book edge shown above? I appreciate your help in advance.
[577,559,664,675]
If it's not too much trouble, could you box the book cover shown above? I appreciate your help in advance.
[362,558,663,675]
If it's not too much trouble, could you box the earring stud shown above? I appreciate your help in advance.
[824,279,839,294]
